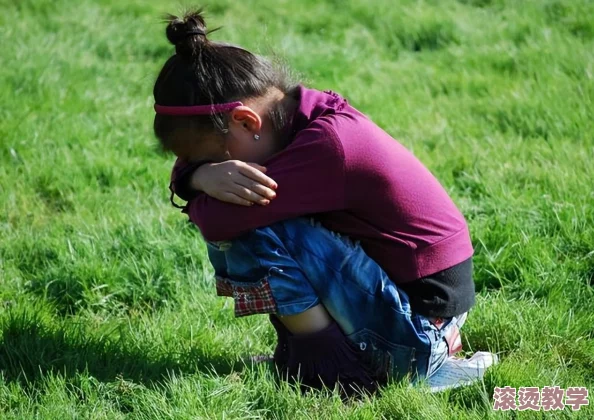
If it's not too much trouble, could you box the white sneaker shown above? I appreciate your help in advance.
[426,351,498,393]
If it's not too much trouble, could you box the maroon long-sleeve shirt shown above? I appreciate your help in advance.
[171,85,473,286]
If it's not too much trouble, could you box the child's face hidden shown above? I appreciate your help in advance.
[166,126,230,163]
[168,105,280,164]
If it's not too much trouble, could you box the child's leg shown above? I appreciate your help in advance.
[259,218,432,380]
[208,217,464,389]
[273,219,474,382]
[207,227,377,395]
[262,218,470,381]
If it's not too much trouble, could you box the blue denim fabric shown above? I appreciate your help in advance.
[207,217,463,382]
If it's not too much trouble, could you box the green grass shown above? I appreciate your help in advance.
[1,0,593,417]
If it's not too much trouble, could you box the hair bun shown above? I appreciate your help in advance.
[165,9,211,55]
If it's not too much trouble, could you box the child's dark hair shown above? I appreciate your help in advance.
[153,9,297,150]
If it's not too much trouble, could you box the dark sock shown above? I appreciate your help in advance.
[285,321,378,398]
[269,314,292,370]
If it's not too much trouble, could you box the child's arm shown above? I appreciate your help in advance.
[170,159,205,202]
[183,121,346,242]
[171,159,278,206]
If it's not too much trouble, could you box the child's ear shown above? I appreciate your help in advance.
[230,106,262,132]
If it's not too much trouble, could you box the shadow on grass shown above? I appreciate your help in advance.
[0,310,249,389]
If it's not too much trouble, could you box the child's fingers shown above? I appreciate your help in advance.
[220,192,255,207]
[244,162,267,173]
[240,163,278,190]
[231,185,270,206]
[236,174,277,200]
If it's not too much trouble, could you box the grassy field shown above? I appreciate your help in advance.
[1,0,593,418]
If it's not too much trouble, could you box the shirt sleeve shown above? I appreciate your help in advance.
[184,120,347,242]
[169,158,210,203]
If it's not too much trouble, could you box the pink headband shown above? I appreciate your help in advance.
[154,101,243,116]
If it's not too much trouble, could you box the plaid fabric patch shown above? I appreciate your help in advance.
[215,276,277,317]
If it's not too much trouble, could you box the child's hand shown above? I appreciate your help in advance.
[191,160,278,206]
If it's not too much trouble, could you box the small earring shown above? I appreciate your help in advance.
[254,134,260,141]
